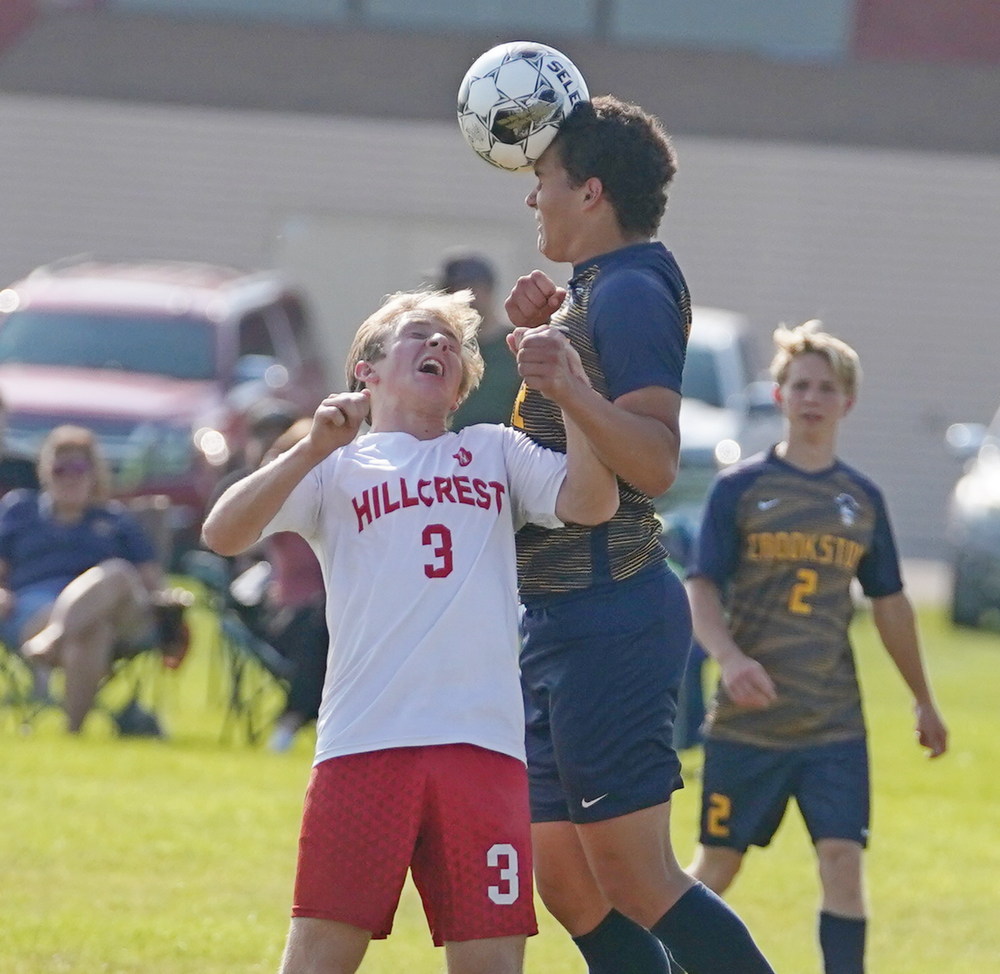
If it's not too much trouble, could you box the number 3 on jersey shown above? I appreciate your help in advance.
[422,523,453,578]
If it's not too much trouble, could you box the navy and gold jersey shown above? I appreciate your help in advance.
[689,448,903,748]
[512,242,691,603]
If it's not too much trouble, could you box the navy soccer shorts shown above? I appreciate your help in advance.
[699,736,871,851]
[521,565,691,824]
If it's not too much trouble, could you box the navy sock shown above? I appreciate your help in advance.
[651,882,775,974]
[819,911,866,974]
[573,909,672,974]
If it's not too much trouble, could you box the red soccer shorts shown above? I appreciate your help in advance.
[291,743,537,946]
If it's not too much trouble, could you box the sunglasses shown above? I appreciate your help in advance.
[52,459,92,477]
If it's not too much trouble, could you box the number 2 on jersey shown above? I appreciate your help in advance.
[788,567,818,614]
[422,523,454,578]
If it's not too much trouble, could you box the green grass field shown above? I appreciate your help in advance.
[2,601,997,974]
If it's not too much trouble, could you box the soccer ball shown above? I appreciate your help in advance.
[457,41,590,173]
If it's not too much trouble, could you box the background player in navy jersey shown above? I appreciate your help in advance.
[686,320,948,974]
[505,95,775,974]
[202,288,619,974]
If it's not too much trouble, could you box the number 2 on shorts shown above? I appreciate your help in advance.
[706,792,732,838]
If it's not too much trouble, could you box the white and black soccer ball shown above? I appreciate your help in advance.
[457,41,590,173]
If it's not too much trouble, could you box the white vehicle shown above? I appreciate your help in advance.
[658,305,782,538]
[944,412,1000,627]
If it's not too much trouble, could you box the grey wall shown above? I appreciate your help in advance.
[105,0,856,58]
[3,11,999,155]
[2,92,996,558]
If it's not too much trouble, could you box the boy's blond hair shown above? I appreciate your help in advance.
[770,319,861,398]
[346,289,485,409]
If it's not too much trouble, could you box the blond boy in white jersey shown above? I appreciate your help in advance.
[202,288,618,974]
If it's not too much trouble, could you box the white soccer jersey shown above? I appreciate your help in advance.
[262,423,567,766]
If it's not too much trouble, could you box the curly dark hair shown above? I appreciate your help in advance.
[553,95,677,238]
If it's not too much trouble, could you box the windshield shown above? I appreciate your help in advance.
[2,413,195,485]
[680,342,723,408]
[0,310,216,380]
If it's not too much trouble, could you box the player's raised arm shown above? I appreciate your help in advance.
[511,302,681,499]
[512,325,618,525]
[558,414,619,525]
[202,392,369,555]
[560,381,681,499]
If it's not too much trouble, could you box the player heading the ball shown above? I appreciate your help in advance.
[505,90,778,973]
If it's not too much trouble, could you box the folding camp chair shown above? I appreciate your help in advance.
[92,495,194,735]
[0,639,49,730]
[181,549,292,744]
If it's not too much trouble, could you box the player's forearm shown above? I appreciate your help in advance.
[556,384,679,497]
[872,592,938,706]
[686,577,746,666]
[201,440,323,556]
[688,576,778,708]
[555,414,619,525]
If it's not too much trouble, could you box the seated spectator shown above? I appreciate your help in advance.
[207,397,303,628]
[206,407,326,751]
[234,417,328,753]
[221,397,302,497]
[0,425,183,733]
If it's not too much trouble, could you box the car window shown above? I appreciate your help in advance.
[987,407,1000,440]
[0,310,216,380]
[279,294,316,357]
[680,342,723,408]
[237,309,280,359]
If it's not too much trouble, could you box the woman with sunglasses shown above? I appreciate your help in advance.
[0,425,172,733]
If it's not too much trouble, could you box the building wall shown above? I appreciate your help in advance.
[4,11,999,159]
[2,92,997,557]
[101,0,1000,63]
[105,0,856,58]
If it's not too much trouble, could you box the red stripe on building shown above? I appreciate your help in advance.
[855,0,1000,63]
[0,0,36,56]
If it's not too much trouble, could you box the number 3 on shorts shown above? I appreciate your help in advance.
[486,843,520,905]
